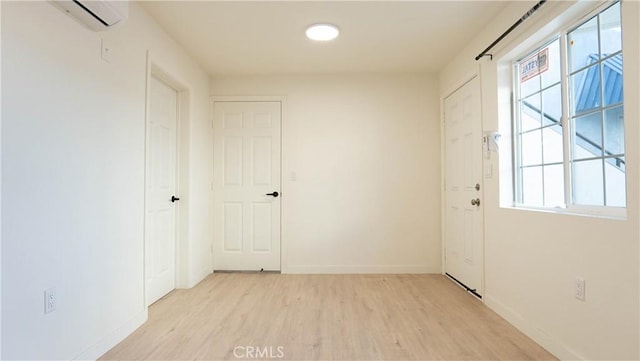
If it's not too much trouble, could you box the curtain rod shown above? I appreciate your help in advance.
[475,0,547,61]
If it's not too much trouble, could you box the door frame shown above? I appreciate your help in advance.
[440,69,486,300]
[210,95,287,273]
[143,53,190,306]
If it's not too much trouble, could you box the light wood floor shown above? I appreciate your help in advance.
[101,274,556,360]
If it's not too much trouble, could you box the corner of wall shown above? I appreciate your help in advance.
[72,309,147,361]
[189,265,212,288]
[484,294,582,360]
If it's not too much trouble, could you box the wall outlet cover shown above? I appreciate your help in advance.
[575,278,586,301]
[44,288,57,314]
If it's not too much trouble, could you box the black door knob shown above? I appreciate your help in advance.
[266,192,279,198]
[171,195,180,203]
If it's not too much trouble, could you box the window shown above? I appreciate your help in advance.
[513,1,625,212]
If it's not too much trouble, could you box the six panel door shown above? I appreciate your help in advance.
[444,76,484,296]
[213,101,282,271]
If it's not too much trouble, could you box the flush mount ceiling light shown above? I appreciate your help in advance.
[305,24,339,41]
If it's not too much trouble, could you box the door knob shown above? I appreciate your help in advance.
[266,191,279,198]
[471,198,480,206]
[171,195,180,203]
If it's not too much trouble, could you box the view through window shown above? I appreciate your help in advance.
[514,1,625,210]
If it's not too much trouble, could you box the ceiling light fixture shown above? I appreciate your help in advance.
[306,24,339,41]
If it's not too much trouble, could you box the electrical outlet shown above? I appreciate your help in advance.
[575,278,586,301]
[44,288,56,314]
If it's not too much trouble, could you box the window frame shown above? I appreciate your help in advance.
[511,0,626,218]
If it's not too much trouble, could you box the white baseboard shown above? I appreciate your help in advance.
[283,265,441,274]
[72,309,148,361]
[189,265,213,288]
[484,294,583,360]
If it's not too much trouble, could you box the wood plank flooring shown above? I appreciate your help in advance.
[101,274,556,360]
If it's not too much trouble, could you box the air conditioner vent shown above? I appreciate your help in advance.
[51,0,129,32]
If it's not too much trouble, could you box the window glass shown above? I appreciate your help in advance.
[604,106,624,155]
[541,40,561,88]
[521,130,542,166]
[541,84,562,123]
[516,38,565,205]
[513,1,625,211]
[568,16,599,72]
[568,2,623,207]
[571,65,601,114]
[573,159,604,206]
[543,125,563,164]
[522,166,544,206]
[605,156,625,207]
[544,164,565,207]
[599,2,621,55]
[572,112,603,159]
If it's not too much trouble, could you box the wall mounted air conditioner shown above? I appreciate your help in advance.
[52,0,129,32]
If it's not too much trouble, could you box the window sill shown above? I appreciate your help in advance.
[505,203,627,221]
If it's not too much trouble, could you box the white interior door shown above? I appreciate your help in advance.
[444,76,484,297]
[145,75,178,305]
[213,101,281,271]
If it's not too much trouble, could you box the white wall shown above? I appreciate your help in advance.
[211,74,441,274]
[0,2,3,357]
[1,2,212,359]
[440,1,639,360]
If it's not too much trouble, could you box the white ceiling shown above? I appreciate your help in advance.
[141,1,509,76]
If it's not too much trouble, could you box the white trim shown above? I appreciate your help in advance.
[484,294,583,360]
[284,265,441,274]
[279,98,288,273]
[211,95,287,103]
[477,69,487,301]
[72,309,147,361]
[143,53,151,309]
[439,100,446,276]
[441,65,480,100]
[508,203,627,220]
